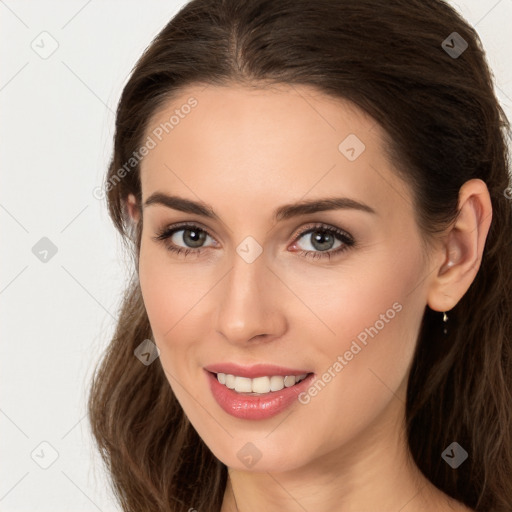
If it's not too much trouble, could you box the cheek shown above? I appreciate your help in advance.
[137,238,219,381]
[285,240,427,401]
[138,239,204,337]
[289,243,427,441]
[138,244,176,337]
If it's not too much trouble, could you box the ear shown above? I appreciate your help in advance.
[126,193,141,224]
[427,179,492,313]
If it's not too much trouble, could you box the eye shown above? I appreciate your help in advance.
[152,222,216,258]
[290,223,355,260]
[152,222,355,260]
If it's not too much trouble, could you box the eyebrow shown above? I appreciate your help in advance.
[143,192,377,221]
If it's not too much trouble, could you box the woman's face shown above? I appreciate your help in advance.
[136,83,436,471]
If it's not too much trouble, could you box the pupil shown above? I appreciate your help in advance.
[184,229,206,248]
[312,231,334,251]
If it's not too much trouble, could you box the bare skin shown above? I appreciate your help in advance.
[127,83,490,512]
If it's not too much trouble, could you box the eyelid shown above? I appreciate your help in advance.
[154,221,217,241]
[289,222,354,244]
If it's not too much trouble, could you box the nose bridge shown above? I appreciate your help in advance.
[215,241,284,343]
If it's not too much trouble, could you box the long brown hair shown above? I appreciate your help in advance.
[88,1,512,510]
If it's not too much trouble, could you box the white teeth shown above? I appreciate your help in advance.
[216,372,309,394]
[252,376,270,393]
[225,374,236,389]
[284,375,296,387]
[234,377,252,393]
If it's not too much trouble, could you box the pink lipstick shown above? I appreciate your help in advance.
[204,363,315,420]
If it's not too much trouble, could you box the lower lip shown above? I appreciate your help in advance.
[205,370,315,420]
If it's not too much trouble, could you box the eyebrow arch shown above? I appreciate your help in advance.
[143,192,377,221]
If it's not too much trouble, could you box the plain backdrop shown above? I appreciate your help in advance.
[1,1,511,510]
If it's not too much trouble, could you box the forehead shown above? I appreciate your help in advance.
[139,83,411,220]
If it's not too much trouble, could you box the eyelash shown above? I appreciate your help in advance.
[152,222,355,261]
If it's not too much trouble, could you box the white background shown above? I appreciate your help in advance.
[1,1,511,510]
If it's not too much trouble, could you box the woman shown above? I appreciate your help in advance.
[88,1,512,511]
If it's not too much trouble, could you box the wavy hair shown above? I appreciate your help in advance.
[87,1,512,511]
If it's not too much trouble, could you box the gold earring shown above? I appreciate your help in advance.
[443,311,448,335]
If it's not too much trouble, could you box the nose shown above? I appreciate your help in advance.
[214,248,287,346]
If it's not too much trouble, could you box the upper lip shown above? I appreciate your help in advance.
[204,362,312,378]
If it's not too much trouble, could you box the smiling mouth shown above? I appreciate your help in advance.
[210,371,313,395]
